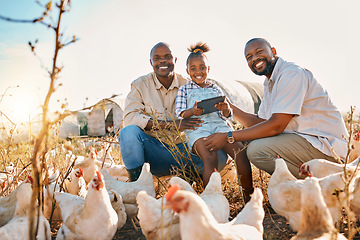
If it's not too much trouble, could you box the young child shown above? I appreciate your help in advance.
[175,42,253,198]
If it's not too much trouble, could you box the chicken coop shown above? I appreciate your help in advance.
[87,97,126,137]
[58,114,81,139]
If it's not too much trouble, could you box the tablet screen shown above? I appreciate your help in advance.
[196,96,225,114]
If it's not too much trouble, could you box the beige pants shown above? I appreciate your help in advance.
[247,133,336,178]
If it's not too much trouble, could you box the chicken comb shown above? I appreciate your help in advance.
[27,175,34,184]
[354,131,360,141]
[165,184,181,202]
[298,163,303,171]
[78,167,84,176]
[213,168,218,172]
[96,171,102,181]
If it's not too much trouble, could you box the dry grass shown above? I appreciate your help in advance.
[1,131,360,239]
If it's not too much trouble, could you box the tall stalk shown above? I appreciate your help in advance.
[0,1,76,238]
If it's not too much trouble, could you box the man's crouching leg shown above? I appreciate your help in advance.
[246,133,333,178]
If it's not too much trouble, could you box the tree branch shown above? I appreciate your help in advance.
[0,15,54,29]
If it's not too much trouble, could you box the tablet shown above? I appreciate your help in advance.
[196,96,225,115]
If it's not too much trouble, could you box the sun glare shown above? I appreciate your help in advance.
[6,97,40,124]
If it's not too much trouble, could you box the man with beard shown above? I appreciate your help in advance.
[119,42,228,181]
[203,38,348,177]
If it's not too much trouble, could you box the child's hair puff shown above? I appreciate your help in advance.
[186,42,210,65]
[187,42,210,53]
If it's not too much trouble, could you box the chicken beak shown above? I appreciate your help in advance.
[96,180,104,191]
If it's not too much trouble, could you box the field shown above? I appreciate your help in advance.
[1,131,360,240]
[1,1,359,239]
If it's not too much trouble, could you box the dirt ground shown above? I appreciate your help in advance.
[50,195,360,240]
[51,204,297,240]
[49,164,360,240]
[110,206,297,240]
[110,205,360,240]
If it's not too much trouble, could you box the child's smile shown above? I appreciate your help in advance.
[186,56,210,88]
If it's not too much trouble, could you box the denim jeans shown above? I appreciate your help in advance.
[119,125,228,176]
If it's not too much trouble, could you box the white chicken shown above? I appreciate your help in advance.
[63,167,87,198]
[101,162,155,219]
[136,171,230,240]
[0,173,6,191]
[290,177,347,240]
[164,184,263,240]
[95,161,129,182]
[230,188,265,235]
[43,172,62,220]
[55,171,118,240]
[0,182,51,240]
[0,177,32,227]
[169,171,230,223]
[137,191,180,240]
[65,150,85,169]
[349,131,360,162]
[0,185,18,227]
[73,147,98,184]
[349,171,360,217]
[269,158,356,231]
[96,142,115,165]
[108,190,127,230]
[169,176,195,192]
[299,158,359,178]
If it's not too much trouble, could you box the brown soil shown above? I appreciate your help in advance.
[49,164,360,240]
[51,206,296,240]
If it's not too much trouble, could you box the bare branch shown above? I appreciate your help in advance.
[0,15,54,29]
[0,111,16,126]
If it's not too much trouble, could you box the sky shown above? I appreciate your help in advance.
[0,0,359,124]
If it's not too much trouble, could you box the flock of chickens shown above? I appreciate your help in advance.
[0,138,360,239]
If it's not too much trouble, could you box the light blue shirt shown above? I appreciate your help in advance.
[258,57,348,159]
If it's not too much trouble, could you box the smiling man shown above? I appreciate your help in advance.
[119,42,228,181]
[204,38,348,177]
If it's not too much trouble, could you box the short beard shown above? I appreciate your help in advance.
[251,58,276,76]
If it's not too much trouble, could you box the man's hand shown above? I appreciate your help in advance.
[215,98,231,117]
[175,118,203,131]
[203,132,228,151]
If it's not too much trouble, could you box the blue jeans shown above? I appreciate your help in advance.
[119,125,228,176]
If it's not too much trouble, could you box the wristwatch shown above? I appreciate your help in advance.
[227,131,235,144]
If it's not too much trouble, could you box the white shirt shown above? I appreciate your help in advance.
[258,57,348,159]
